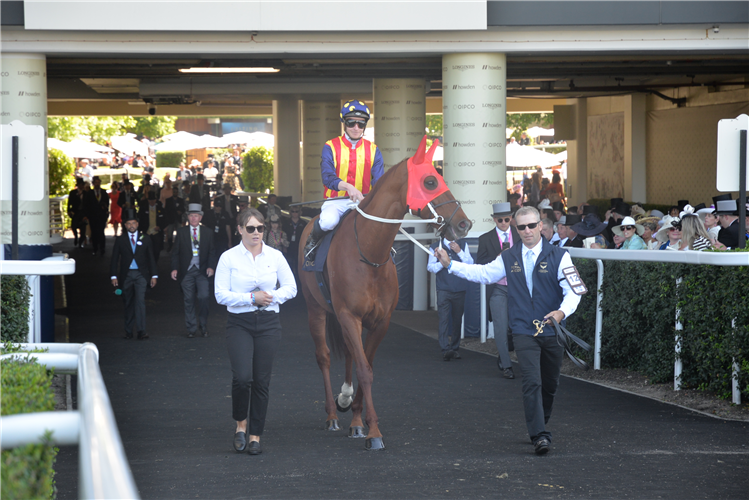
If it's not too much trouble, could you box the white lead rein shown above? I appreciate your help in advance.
[352,202,440,257]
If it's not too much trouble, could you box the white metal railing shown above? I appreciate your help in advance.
[568,248,747,404]
[0,255,76,343]
[0,343,140,500]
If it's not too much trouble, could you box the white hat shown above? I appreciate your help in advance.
[612,216,644,237]
[656,217,680,242]
[187,203,203,215]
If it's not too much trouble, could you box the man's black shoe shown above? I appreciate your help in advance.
[202,329,209,338]
[188,331,196,338]
[443,351,455,361]
[123,334,133,340]
[534,438,550,455]
[503,368,515,379]
[137,333,149,340]
[452,351,461,360]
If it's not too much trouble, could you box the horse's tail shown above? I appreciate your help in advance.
[326,312,346,359]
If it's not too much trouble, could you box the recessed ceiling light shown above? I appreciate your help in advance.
[178,67,279,74]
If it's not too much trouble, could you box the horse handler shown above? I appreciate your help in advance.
[214,208,297,455]
[435,206,582,455]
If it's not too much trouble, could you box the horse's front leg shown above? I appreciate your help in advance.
[306,299,339,431]
[338,312,385,450]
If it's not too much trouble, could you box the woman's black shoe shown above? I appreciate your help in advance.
[248,440,262,455]
[233,431,247,452]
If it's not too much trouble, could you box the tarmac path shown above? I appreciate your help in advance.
[54,237,748,499]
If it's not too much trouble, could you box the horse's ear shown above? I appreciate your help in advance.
[425,138,440,164]
[412,135,428,164]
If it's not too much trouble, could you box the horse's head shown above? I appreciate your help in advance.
[406,136,472,241]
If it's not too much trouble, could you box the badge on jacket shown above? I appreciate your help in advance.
[562,266,587,295]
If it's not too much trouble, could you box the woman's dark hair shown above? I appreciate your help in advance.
[238,207,264,227]
[552,172,561,184]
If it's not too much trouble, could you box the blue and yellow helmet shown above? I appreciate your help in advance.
[340,100,371,122]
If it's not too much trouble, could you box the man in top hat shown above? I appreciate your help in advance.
[171,203,218,338]
[189,173,212,213]
[551,201,566,223]
[715,199,746,249]
[110,209,158,340]
[562,213,583,247]
[477,202,521,378]
[85,176,110,256]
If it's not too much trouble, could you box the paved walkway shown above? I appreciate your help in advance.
[54,237,749,499]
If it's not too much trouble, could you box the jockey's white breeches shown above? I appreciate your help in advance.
[319,198,355,231]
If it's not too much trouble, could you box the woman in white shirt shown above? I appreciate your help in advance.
[214,207,297,456]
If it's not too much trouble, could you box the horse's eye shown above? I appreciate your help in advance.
[424,176,438,191]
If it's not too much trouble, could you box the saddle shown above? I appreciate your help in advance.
[301,209,354,306]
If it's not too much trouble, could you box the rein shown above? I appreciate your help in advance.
[353,212,393,268]
[548,317,592,370]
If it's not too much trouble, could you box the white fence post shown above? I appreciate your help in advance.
[480,284,487,343]
[674,277,683,391]
[732,318,741,405]
[594,259,604,370]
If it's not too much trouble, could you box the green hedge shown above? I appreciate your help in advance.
[155,150,185,169]
[1,350,58,499]
[566,259,749,400]
[241,147,274,194]
[1,276,30,343]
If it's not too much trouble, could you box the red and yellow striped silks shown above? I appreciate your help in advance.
[323,136,376,199]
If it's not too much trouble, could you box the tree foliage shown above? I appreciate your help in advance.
[47,116,176,144]
[48,148,76,197]
[506,113,554,142]
[426,115,443,138]
[240,147,274,194]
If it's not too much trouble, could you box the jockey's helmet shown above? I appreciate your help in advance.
[340,100,370,122]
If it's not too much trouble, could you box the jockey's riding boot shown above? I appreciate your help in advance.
[304,219,327,259]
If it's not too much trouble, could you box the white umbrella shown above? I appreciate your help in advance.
[161,131,199,142]
[244,131,275,149]
[69,139,113,153]
[222,131,258,144]
[555,150,567,162]
[111,134,150,156]
[47,138,108,159]
[198,134,231,149]
[506,128,515,139]
[506,143,560,168]
[433,145,443,162]
[526,126,554,138]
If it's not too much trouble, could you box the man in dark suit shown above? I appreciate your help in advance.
[67,178,88,248]
[171,203,218,338]
[110,209,158,340]
[189,174,211,213]
[562,214,584,247]
[117,181,138,211]
[284,206,307,281]
[716,199,746,249]
[138,192,166,259]
[164,187,185,253]
[477,202,520,379]
[86,176,110,256]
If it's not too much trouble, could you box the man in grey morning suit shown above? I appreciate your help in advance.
[171,203,218,338]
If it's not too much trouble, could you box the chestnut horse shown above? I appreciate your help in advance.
[298,136,472,450]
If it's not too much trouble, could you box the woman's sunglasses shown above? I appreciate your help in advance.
[344,120,366,129]
[621,225,635,231]
[245,225,265,233]
[516,222,540,231]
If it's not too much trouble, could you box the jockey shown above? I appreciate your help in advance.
[304,100,384,258]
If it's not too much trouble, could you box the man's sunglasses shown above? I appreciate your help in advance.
[495,217,511,223]
[516,222,540,231]
[344,120,367,129]
[245,225,265,233]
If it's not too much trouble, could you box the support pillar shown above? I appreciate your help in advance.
[272,98,301,201]
[442,53,506,235]
[301,101,340,202]
[566,98,588,206]
[373,78,427,170]
[624,94,647,202]
[1,53,50,248]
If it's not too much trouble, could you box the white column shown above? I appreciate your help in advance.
[373,78,427,171]
[272,98,301,201]
[624,93,647,202]
[301,101,340,202]
[566,98,588,206]
[442,54,506,236]
[1,53,49,246]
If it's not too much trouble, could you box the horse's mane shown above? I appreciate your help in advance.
[357,156,408,212]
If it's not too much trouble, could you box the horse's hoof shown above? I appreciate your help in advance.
[325,419,340,431]
[365,437,385,450]
[348,426,365,438]
[335,394,352,413]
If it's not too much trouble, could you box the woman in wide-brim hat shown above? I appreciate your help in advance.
[611,216,647,249]
[656,217,682,250]
[571,213,608,249]
[635,215,660,249]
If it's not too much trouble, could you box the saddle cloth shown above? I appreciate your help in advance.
[302,209,353,273]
